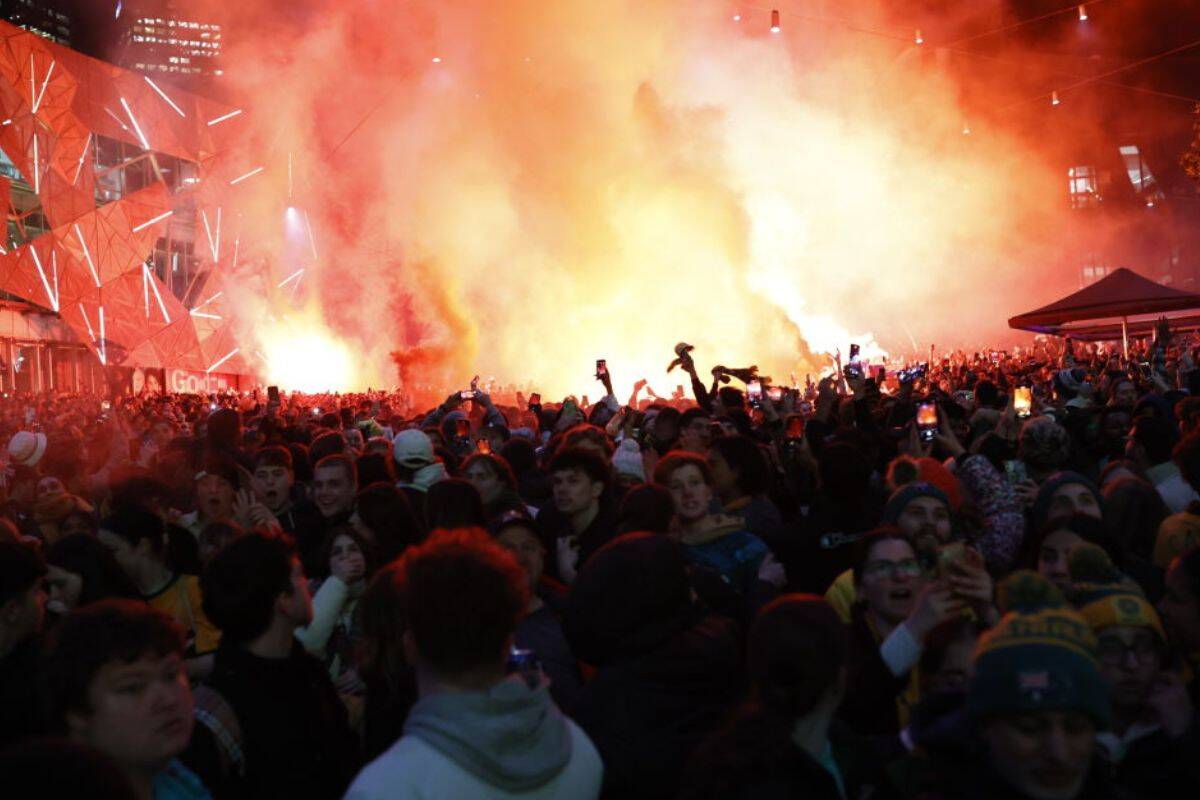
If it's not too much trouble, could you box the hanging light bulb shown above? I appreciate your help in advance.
[770,9,780,33]
[914,28,924,45]
[1078,4,1088,22]
[1051,90,1061,106]
[732,13,741,22]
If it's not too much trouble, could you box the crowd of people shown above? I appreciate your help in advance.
[0,333,1199,799]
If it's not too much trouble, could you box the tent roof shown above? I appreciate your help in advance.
[1008,268,1200,334]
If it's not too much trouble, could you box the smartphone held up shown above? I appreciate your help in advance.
[1014,386,1032,418]
[916,401,939,443]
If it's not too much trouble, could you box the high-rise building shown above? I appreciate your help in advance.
[116,0,225,85]
[0,0,72,46]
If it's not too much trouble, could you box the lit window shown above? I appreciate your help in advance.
[1068,165,1099,209]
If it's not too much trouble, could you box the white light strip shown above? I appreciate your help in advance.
[206,108,243,126]
[277,268,304,288]
[142,261,149,316]
[98,306,106,365]
[143,263,171,323]
[132,210,173,233]
[214,207,222,261]
[228,166,263,186]
[200,209,216,260]
[73,223,101,287]
[78,303,96,342]
[28,55,34,111]
[144,76,185,117]
[190,290,223,313]
[119,96,150,151]
[72,133,91,186]
[231,237,240,271]
[287,152,293,198]
[32,133,39,194]
[30,248,58,311]
[189,310,222,320]
[32,59,55,114]
[103,107,131,133]
[206,347,240,374]
[304,210,317,259]
[51,251,59,311]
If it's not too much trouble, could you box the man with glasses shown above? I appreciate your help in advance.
[1070,544,1200,796]
[840,528,967,736]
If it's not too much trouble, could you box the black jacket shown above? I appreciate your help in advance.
[838,608,909,737]
[183,641,360,800]
[571,615,744,800]
[679,716,887,800]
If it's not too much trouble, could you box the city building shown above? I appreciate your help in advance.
[0,16,251,393]
[115,0,225,86]
[0,0,72,46]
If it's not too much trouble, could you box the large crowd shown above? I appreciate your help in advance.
[1,334,1199,800]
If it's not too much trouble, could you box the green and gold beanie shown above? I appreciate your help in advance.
[1068,544,1165,642]
[967,571,1111,729]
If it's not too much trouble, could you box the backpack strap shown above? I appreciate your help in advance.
[192,684,246,778]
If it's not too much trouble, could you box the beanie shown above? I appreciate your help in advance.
[612,439,645,482]
[882,482,950,525]
[1033,471,1100,530]
[915,458,962,509]
[1068,544,1166,642]
[1153,512,1200,568]
[968,571,1110,729]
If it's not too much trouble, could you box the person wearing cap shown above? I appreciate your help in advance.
[494,512,581,713]
[393,429,449,529]
[178,456,239,540]
[1067,545,1200,797]
[7,430,47,470]
[884,571,1115,799]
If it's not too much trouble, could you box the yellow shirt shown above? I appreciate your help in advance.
[825,568,857,624]
[147,574,221,655]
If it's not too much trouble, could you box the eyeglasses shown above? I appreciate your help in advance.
[1095,633,1159,665]
[863,558,922,579]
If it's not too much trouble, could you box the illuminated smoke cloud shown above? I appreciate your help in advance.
[181,1,1081,397]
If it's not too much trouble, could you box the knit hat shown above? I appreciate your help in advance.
[882,482,950,525]
[1032,471,1100,530]
[1068,544,1166,642]
[612,439,645,482]
[7,431,47,467]
[393,429,435,468]
[1153,511,1200,568]
[915,458,962,509]
[968,571,1110,729]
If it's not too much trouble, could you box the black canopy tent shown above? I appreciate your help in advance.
[1008,268,1200,353]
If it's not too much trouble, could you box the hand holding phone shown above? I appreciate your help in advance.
[1013,386,1032,418]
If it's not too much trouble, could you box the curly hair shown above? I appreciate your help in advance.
[1017,417,1071,473]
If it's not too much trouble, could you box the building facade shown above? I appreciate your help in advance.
[0,0,71,46]
[0,17,251,393]
[115,0,224,86]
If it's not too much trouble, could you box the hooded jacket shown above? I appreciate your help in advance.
[344,676,602,800]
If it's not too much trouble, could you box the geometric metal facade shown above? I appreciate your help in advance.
[0,19,250,375]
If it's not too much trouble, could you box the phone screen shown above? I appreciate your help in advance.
[747,380,763,404]
[267,385,280,403]
[529,393,541,406]
[596,359,607,376]
[767,386,784,403]
[1014,386,1032,417]
[476,438,492,455]
[460,390,476,401]
[916,402,936,429]
[786,416,804,439]
[455,419,470,438]
[849,343,860,362]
